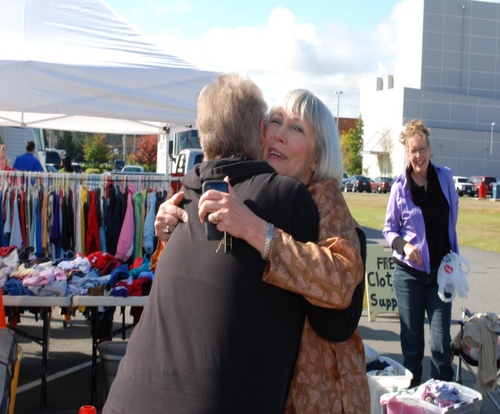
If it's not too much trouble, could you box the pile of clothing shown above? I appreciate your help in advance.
[0,246,153,328]
[413,380,464,408]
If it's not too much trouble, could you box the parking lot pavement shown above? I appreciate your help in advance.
[12,309,131,414]
[10,244,500,413]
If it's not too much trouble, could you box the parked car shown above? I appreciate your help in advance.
[113,160,125,171]
[121,165,144,173]
[370,176,393,193]
[45,164,58,173]
[468,176,497,197]
[344,175,372,193]
[453,176,474,197]
[45,148,64,171]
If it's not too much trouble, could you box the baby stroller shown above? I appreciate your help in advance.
[452,307,500,411]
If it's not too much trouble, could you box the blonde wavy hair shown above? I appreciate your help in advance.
[399,119,431,149]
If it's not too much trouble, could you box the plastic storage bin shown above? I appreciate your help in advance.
[380,382,482,414]
[367,356,413,414]
[97,341,128,399]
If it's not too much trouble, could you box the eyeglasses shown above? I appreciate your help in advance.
[409,146,429,156]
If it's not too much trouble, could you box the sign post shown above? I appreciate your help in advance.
[365,245,399,322]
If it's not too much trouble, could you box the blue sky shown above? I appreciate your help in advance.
[104,0,498,118]
[106,0,399,38]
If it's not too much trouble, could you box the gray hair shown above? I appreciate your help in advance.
[197,73,266,161]
[267,89,343,184]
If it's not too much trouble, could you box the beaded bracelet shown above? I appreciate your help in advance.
[261,223,275,261]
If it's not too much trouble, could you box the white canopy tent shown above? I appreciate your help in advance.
[0,0,218,134]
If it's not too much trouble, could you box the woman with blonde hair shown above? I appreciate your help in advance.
[0,144,12,171]
[383,119,458,387]
[156,89,369,413]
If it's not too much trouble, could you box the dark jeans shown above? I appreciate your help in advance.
[393,263,454,383]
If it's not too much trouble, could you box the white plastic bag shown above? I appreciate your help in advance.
[364,343,379,364]
[437,252,470,303]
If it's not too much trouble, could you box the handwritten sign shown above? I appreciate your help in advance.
[365,245,399,322]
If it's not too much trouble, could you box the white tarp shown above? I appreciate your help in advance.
[0,0,218,134]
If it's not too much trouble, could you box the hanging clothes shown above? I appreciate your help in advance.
[85,190,101,255]
[0,171,168,262]
[49,191,63,260]
[80,185,87,256]
[107,184,124,256]
[61,188,75,253]
[74,185,84,255]
[115,183,136,262]
[30,189,42,257]
[143,191,157,255]
[0,190,7,247]
[132,190,145,259]
[10,189,23,248]
[19,190,27,246]
[100,190,109,253]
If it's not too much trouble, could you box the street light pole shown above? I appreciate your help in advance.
[335,91,343,131]
[122,134,126,162]
[491,122,495,156]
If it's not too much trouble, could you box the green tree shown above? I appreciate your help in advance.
[82,133,112,170]
[130,135,157,171]
[341,116,364,175]
[56,130,84,162]
[43,129,61,148]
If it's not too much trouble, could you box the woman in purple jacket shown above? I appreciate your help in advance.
[383,119,459,388]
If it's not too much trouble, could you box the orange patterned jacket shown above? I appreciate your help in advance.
[264,179,370,414]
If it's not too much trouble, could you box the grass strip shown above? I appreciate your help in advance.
[343,193,500,254]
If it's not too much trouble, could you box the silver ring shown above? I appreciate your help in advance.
[163,225,171,234]
[211,211,221,224]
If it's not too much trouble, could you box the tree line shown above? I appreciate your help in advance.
[45,131,158,172]
[46,115,367,175]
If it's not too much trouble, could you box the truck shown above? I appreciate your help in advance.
[172,149,203,176]
[453,176,474,197]
[156,127,203,191]
[45,147,66,170]
[156,128,202,173]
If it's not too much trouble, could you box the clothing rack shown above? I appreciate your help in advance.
[0,171,173,193]
[0,171,172,261]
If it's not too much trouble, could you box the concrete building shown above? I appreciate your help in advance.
[361,0,500,180]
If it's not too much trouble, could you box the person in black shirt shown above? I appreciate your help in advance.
[103,73,319,414]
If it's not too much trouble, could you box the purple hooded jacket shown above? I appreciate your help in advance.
[382,164,459,274]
